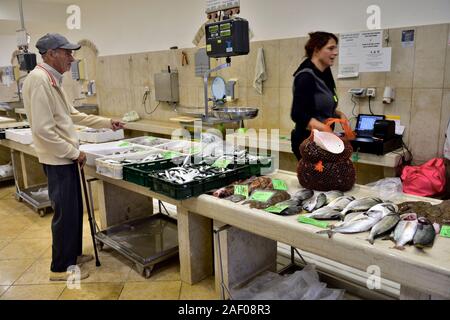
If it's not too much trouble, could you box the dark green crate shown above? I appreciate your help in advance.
[123,158,182,187]
[148,164,252,200]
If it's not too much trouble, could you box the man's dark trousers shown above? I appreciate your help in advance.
[43,163,83,272]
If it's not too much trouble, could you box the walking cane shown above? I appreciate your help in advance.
[79,164,101,267]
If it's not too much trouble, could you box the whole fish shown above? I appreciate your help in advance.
[367,213,400,245]
[292,188,314,203]
[305,196,354,220]
[305,207,341,220]
[318,213,382,238]
[366,203,399,219]
[324,191,344,204]
[339,197,383,220]
[327,196,356,211]
[302,192,327,212]
[393,213,418,250]
[413,217,436,249]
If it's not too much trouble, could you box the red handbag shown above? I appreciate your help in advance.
[401,158,446,197]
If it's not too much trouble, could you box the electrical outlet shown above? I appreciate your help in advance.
[366,88,376,97]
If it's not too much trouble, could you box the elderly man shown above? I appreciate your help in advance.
[22,33,124,281]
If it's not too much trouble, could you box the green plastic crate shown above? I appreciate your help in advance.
[123,158,182,187]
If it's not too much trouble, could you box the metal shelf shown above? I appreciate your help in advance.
[16,183,52,217]
[95,214,179,278]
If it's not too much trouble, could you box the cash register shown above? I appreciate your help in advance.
[350,114,403,155]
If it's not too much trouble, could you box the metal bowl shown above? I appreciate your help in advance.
[212,107,259,120]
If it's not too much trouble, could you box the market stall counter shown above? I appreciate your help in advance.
[179,170,449,300]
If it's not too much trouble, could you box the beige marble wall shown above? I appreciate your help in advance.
[77,23,450,164]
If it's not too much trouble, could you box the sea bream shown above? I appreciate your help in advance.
[339,197,383,220]
[291,188,314,204]
[324,191,345,204]
[318,211,383,238]
[302,192,327,212]
[413,217,436,249]
[367,213,400,245]
[392,213,418,250]
[304,196,355,220]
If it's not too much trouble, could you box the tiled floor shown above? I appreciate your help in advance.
[0,182,218,300]
[0,181,359,301]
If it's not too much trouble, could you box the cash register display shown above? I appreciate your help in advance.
[356,114,385,137]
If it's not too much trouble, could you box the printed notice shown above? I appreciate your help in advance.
[401,30,415,48]
[359,47,392,72]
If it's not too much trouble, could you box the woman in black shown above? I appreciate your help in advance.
[290,31,348,160]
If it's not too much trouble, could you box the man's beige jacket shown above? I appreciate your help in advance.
[23,65,111,165]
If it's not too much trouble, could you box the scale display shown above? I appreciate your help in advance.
[206,18,249,58]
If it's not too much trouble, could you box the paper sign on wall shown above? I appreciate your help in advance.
[338,30,391,76]
[401,30,415,48]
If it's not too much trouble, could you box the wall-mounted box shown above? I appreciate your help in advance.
[154,72,179,103]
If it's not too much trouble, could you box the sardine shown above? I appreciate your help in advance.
[302,192,327,212]
[393,214,418,250]
[413,217,436,249]
[339,197,383,220]
[367,213,400,245]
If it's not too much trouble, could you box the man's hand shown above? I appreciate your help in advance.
[111,119,125,131]
[76,151,87,169]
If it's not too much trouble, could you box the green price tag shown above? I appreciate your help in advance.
[352,153,360,162]
[163,151,181,159]
[272,179,288,191]
[440,225,450,238]
[265,204,290,214]
[212,159,231,169]
[146,136,156,141]
[297,216,329,229]
[234,185,249,198]
[237,128,248,134]
[250,191,274,202]
[279,135,290,141]
[118,141,131,147]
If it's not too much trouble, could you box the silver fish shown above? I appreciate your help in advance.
[413,217,436,249]
[305,207,341,220]
[292,188,314,202]
[324,191,344,204]
[393,214,418,250]
[302,192,327,212]
[305,196,355,220]
[318,214,382,238]
[367,213,400,245]
[366,203,399,219]
[340,197,383,220]
[327,196,355,211]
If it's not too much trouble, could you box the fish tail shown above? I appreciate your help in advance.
[393,245,405,251]
[366,238,374,245]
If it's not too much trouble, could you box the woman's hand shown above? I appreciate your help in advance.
[335,110,348,121]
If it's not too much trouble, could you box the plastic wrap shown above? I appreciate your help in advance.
[231,264,345,300]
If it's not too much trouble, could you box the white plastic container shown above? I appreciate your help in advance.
[157,140,202,155]
[124,136,171,148]
[80,141,151,166]
[5,128,33,144]
[95,149,168,179]
[78,128,124,143]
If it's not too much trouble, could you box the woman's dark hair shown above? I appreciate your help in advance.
[304,31,338,59]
